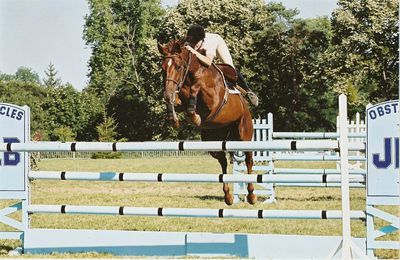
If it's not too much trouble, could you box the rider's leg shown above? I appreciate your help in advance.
[236,69,259,106]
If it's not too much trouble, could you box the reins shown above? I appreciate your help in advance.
[165,52,192,93]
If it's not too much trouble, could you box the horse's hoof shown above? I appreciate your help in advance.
[192,114,201,126]
[247,194,257,205]
[225,195,234,206]
[172,120,180,129]
[186,112,201,127]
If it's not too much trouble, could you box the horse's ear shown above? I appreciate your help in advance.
[157,42,167,55]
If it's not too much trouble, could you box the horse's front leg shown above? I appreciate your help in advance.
[210,151,233,205]
[187,83,202,126]
[245,151,256,204]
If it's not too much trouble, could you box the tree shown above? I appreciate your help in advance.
[6,67,41,84]
[251,14,336,131]
[84,0,166,140]
[54,126,76,141]
[328,0,398,107]
[15,67,41,84]
[0,73,48,136]
[43,63,62,88]
[84,0,164,99]
[0,71,16,81]
[96,116,116,141]
[92,114,126,158]
[42,83,102,141]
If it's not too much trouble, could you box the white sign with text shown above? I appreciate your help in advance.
[367,100,400,197]
[0,103,29,193]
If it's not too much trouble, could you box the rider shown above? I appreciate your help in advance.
[184,24,259,115]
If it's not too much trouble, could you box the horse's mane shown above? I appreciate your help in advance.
[165,39,185,54]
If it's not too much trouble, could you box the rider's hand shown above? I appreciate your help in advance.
[184,45,195,53]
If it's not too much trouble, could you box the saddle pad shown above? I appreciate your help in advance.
[228,88,241,94]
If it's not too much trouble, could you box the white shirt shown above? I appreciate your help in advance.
[196,33,235,68]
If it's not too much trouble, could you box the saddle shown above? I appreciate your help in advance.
[215,64,238,88]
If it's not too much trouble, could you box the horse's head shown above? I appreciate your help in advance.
[158,39,192,128]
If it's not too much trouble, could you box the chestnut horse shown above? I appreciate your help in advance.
[158,39,256,205]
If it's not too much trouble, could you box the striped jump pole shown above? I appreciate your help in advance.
[271,168,366,175]
[273,132,366,139]
[274,183,365,188]
[29,171,365,184]
[28,205,366,220]
[232,167,366,175]
[272,154,366,161]
[0,140,365,152]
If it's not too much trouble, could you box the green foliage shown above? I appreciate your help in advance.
[53,126,76,141]
[84,0,172,140]
[1,67,40,84]
[0,78,48,136]
[329,0,399,107]
[84,0,164,99]
[43,63,62,88]
[92,115,125,159]
[96,115,118,142]
[251,15,337,131]
[42,84,102,141]
[14,67,41,84]
[0,68,102,141]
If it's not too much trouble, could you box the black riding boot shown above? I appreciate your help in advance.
[236,69,259,106]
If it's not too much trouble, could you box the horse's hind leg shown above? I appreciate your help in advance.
[238,104,256,204]
[210,151,233,205]
[245,151,256,204]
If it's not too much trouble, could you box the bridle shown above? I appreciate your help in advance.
[164,52,192,93]
[163,51,192,122]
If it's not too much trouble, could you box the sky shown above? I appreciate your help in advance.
[0,0,338,91]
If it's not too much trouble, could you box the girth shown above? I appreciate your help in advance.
[202,86,230,125]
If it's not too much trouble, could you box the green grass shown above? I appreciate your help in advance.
[1,157,398,259]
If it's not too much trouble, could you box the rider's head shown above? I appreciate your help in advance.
[186,24,205,45]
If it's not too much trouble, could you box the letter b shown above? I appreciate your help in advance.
[3,138,20,166]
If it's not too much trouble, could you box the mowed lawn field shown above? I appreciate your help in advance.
[1,156,398,259]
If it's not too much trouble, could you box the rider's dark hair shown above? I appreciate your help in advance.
[186,24,205,44]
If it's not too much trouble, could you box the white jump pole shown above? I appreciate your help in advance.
[273,132,366,139]
[29,171,365,184]
[27,205,366,220]
[0,140,365,152]
[272,154,365,161]
[272,168,365,175]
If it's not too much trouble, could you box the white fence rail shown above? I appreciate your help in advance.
[35,113,366,160]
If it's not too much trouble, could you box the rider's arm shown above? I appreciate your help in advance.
[185,46,213,67]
